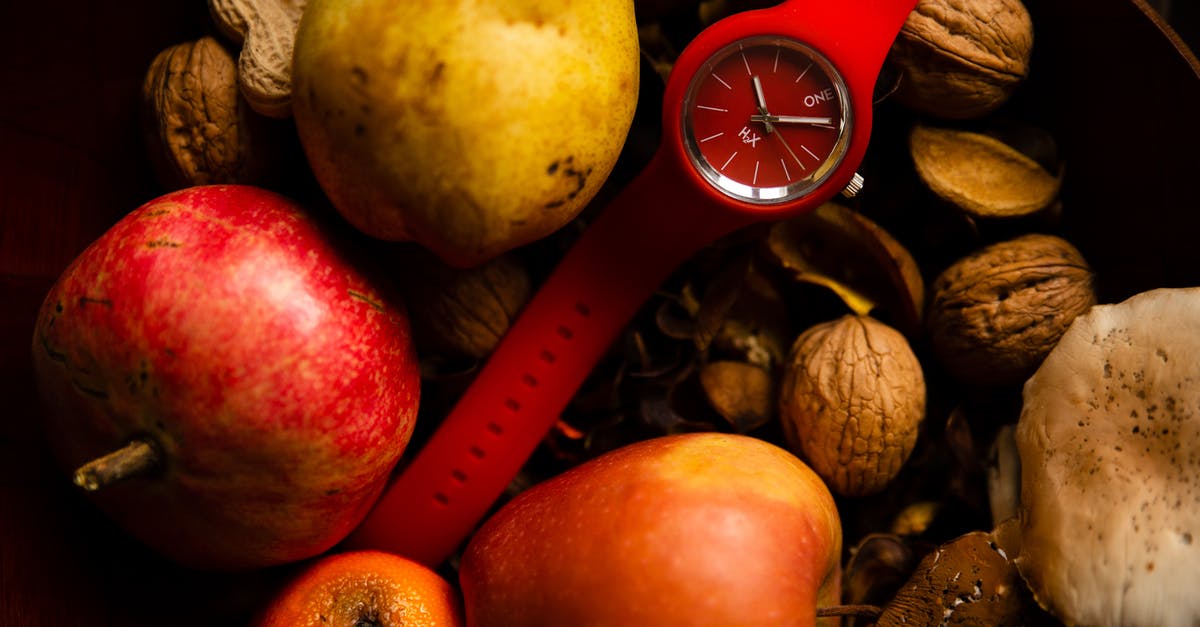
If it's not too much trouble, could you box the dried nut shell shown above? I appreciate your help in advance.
[778,315,926,496]
[843,533,921,610]
[141,37,270,189]
[708,260,791,371]
[764,202,925,337]
[394,247,531,361]
[889,0,1033,119]
[927,233,1096,387]
[208,0,306,118]
[699,360,773,433]
[910,124,1062,219]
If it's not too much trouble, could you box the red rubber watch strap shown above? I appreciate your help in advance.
[344,152,737,565]
[346,0,917,567]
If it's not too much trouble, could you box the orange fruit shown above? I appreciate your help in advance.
[254,550,464,627]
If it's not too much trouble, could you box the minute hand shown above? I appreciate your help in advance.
[750,113,836,128]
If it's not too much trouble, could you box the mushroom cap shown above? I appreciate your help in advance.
[1015,287,1200,627]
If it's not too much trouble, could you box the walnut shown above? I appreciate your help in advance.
[778,315,926,497]
[141,36,273,189]
[927,233,1096,387]
[208,0,306,118]
[394,247,532,362]
[887,0,1034,119]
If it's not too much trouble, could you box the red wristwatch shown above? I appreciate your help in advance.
[346,0,918,566]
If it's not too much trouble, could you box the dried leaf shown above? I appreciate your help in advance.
[637,23,677,83]
[654,296,696,340]
[690,250,753,351]
[626,330,690,380]
[708,260,790,370]
[843,533,924,613]
[637,390,713,434]
[765,202,925,336]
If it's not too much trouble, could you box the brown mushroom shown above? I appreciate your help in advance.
[876,525,1028,626]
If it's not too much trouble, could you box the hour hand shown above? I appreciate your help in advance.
[750,113,836,129]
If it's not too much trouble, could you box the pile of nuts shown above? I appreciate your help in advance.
[136,0,1104,622]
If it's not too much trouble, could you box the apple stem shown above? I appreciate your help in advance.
[73,438,162,491]
[816,604,884,619]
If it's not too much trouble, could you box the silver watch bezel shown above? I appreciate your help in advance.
[680,35,854,205]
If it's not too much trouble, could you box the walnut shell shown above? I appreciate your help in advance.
[778,315,926,497]
[927,233,1096,387]
[910,124,1062,219]
[141,36,271,189]
[888,0,1034,119]
[699,360,774,433]
[394,247,532,362]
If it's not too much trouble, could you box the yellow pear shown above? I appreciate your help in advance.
[292,0,640,267]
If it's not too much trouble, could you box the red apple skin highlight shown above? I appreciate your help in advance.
[31,185,420,571]
[459,432,843,627]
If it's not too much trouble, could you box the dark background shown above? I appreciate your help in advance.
[1152,0,1200,49]
[1,1,1198,626]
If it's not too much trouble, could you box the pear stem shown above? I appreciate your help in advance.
[816,604,884,619]
[73,438,161,491]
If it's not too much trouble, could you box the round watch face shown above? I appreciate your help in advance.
[682,35,852,204]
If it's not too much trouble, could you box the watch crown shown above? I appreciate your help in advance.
[841,172,865,198]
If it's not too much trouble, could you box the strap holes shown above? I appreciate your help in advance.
[469,445,486,459]
[556,325,574,340]
[504,398,521,412]
[433,492,450,505]
[451,469,468,482]
[486,421,504,435]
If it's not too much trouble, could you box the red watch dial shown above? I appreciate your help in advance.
[682,35,851,204]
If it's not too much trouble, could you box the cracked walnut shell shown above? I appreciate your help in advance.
[927,233,1096,387]
[778,315,926,497]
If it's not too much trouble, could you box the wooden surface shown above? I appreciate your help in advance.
[2,1,1198,625]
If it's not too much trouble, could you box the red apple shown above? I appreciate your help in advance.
[458,432,843,627]
[30,184,420,571]
[254,550,464,626]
